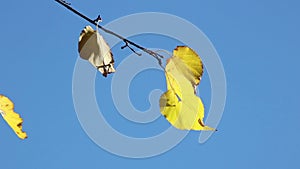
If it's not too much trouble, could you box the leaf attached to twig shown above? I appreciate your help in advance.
[159,46,215,131]
[78,25,115,77]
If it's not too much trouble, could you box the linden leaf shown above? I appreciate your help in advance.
[78,25,115,77]
[0,95,27,139]
[159,46,215,131]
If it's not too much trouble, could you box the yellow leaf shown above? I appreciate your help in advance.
[171,46,203,87]
[78,25,115,77]
[159,46,215,131]
[0,95,27,139]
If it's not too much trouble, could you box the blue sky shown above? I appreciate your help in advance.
[1,0,300,168]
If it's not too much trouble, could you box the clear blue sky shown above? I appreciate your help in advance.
[1,0,300,168]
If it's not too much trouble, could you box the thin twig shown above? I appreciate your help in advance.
[54,0,164,67]
[121,41,142,56]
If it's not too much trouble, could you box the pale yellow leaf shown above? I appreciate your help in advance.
[78,25,115,77]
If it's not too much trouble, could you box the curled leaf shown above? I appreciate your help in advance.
[78,25,115,77]
[0,95,27,139]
